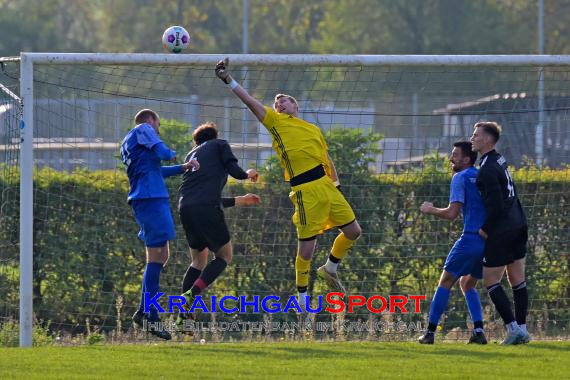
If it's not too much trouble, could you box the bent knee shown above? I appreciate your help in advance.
[460,280,477,293]
[344,223,362,241]
[215,244,233,264]
[191,257,208,270]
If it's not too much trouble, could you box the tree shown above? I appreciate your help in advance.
[4,0,570,57]
[326,127,383,178]
[158,118,194,161]
[311,0,535,54]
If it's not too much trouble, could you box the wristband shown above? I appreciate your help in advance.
[229,79,239,90]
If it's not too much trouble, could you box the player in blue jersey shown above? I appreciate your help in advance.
[120,108,199,340]
[417,141,488,344]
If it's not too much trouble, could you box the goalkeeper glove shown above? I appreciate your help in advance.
[215,58,231,84]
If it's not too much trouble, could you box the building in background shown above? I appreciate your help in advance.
[434,92,570,168]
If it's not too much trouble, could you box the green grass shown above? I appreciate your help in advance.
[1,341,569,379]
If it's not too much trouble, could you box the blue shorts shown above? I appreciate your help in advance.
[444,233,485,279]
[131,198,175,248]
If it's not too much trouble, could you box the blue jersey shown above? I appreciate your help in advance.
[450,166,487,234]
[120,123,182,201]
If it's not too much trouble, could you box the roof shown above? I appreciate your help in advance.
[433,92,529,114]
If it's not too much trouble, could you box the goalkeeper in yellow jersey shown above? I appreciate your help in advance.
[215,59,362,316]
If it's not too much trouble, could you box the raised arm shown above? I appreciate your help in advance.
[151,141,177,161]
[222,193,262,208]
[220,140,259,182]
[160,157,200,178]
[215,58,266,122]
[420,201,462,221]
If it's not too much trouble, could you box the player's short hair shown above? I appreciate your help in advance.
[274,94,298,107]
[134,109,159,124]
[193,121,218,145]
[474,121,502,143]
[453,140,477,165]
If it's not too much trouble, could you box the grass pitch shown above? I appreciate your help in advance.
[1,341,568,379]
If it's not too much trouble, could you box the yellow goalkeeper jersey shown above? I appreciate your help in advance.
[261,106,330,181]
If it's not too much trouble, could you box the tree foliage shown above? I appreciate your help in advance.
[2,0,570,56]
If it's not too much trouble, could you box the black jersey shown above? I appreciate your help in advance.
[178,139,248,210]
[476,150,527,236]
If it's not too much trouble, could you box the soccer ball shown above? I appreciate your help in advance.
[162,26,190,54]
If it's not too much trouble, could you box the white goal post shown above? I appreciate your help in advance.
[17,53,570,347]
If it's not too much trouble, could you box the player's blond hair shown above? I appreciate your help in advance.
[474,121,502,143]
[274,94,298,108]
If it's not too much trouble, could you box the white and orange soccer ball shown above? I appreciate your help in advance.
[162,26,190,53]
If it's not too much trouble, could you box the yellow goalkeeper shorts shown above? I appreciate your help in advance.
[288,175,356,239]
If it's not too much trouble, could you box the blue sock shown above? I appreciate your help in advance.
[464,288,483,327]
[143,262,163,321]
[138,279,146,313]
[428,286,451,327]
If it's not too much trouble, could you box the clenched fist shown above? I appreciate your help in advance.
[247,168,259,182]
[215,58,231,84]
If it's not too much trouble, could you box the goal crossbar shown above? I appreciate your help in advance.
[20,53,570,66]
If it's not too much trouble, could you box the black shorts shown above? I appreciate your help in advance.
[179,204,230,253]
[483,226,528,267]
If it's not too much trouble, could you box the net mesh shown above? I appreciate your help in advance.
[0,61,21,346]
[1,57,569,343]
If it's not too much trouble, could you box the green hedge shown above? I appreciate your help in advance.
[1,164,568,335]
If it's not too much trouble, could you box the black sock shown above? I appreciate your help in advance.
[512,281,528,325]
[487,283,515,325]
[427,322,437,333]
[191,257,228,296]
[328,254,340,263]
[473,321,484,330]
[182,266,202,293]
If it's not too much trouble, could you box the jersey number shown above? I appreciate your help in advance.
[120,144,131,168]
[505,169,515,197]
[188,151,198,172]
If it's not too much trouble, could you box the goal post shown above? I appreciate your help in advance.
[20,54,34,348]
[8,53,570,346]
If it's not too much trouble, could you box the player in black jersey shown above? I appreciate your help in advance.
[176,122,258,328]
[471,121,530,345]
[180,194,260,292]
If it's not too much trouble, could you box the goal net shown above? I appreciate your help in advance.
[1,54,569,345]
